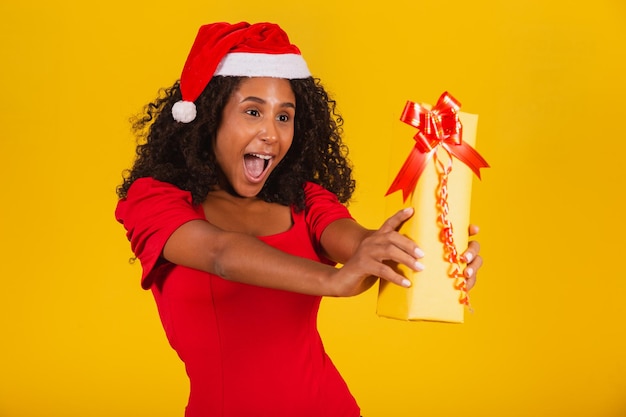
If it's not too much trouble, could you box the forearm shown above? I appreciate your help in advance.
[163,220,341,296]
[211,230,340,295]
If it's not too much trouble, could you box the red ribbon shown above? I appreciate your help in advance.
[386,92,490,201]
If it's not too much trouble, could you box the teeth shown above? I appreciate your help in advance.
[250,153,272,160]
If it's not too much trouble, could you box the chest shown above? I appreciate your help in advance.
[201,195,293,237]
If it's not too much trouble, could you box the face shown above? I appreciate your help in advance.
[214,77,296,198]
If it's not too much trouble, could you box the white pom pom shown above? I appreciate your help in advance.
[172,100,197,123]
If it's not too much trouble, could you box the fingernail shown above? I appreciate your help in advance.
[464,252,473,263]
[465,267,474,278]
[415,261,425,271]
[401,278,412,288]
[414,247,425,258]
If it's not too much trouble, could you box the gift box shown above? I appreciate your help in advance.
[377,92,488,323]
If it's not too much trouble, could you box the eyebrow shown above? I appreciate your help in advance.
[241,96,296,109]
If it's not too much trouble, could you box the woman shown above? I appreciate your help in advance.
[115,21,482,417]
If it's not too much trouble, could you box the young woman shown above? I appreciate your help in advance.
[115,21,482,417]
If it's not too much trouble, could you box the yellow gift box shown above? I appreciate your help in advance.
[377,93,488,323]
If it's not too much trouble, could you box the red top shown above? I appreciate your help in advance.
[115,178,360,417]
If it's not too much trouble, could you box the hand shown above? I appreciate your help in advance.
[331,208,424,297]
[461,224,482,291]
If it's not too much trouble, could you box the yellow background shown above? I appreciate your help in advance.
[1,1,625,416]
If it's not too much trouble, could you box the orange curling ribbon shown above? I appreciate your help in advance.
[386,92,489,307]
[385,92,489,202]
[434,148,472,307]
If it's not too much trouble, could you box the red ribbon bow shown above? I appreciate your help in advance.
[386,92,490,201]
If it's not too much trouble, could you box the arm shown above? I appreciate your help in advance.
[163,219,336,295]
[162,208,423,297]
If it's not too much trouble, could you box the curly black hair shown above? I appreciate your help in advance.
[117,76,355,211]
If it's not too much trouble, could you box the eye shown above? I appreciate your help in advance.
[245,109,260,117]
[277,114,290,122]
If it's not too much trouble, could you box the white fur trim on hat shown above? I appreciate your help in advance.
[214,53,311,79]
[172,100,197,123]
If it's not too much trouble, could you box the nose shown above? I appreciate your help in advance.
[259,118,278,143]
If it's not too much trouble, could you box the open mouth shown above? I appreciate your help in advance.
[244,153,272,180]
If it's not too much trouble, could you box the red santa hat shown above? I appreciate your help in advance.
[172,22,311,123]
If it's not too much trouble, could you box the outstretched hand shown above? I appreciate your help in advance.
[330,208,424,297]
[324,210,483,298]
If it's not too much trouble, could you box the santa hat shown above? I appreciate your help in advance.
[172,22,311,123]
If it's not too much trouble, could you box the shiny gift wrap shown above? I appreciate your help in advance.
[377,92,488,323]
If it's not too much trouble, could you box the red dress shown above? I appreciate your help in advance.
[115,178,360,417]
